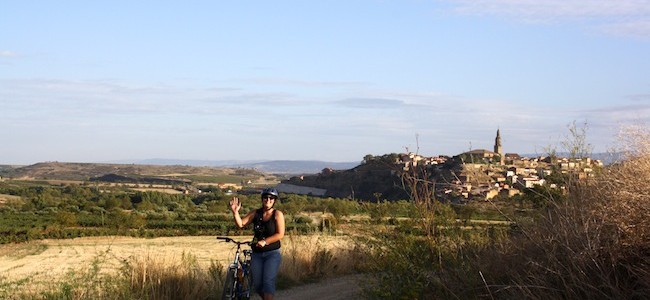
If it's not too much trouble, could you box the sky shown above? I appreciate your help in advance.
[2,0,650,165]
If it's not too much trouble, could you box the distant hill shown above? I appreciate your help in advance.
[0,162,268,182]
[127,159,360,174]
[232,160,360,174]
[282,155,410,201]
[0,159,359,183]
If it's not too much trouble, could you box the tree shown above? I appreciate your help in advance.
[562,120,593,159]
[135,199,157,211]
[56,211,77,227]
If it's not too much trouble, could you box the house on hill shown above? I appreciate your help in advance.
[505,153,521,164]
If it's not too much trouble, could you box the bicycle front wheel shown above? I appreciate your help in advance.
[221,266,237,300]
[242,271,252,300]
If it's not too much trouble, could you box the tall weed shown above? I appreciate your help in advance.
[120,251,225,300]
[279,234,359,288]
[473,125,650,299]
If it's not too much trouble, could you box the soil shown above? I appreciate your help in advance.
[273,274,365,300]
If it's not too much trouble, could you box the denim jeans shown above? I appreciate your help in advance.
[250,249,282,295]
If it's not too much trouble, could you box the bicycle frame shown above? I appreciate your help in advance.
[217,236,253,300]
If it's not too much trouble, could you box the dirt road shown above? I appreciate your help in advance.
[275,275,361,300]
[273,274,364,300]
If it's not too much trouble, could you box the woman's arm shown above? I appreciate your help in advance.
[230,197,255,228]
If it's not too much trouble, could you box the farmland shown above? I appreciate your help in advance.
[1,146,648,300]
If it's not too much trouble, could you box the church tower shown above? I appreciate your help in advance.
[494,129,504,165]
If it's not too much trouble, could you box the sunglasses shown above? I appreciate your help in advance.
[261,196,277,201]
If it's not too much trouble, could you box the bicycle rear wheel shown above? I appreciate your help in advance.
[221,266,237,300]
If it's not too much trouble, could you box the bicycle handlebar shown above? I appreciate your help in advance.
[217,236,253,246]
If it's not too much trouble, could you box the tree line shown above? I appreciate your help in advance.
[0,182,432,244]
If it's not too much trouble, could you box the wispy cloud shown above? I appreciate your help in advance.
[236,77,366,88]
[576,103,650,141]
[0,50,17,57]
[599,20,650,38]
[627,94,650,102]
[0,78,296,116]
[448,0,650,37]
[335,98,407,109]
[0,77,637,157]
[451,0,650,18]
[585,103,650,114]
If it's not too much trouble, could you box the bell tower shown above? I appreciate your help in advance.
[494,129,504,165]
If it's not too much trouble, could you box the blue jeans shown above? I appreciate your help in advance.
[250,249,282,295]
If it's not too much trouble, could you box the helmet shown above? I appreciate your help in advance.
[261,188,279,198]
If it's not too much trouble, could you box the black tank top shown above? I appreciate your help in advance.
[252,208,281,252]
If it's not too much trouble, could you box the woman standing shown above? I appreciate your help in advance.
[230,188,285,300]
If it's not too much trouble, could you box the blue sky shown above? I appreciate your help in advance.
[2,0,650,165]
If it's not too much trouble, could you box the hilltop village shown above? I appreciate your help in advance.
[280,130,604,202]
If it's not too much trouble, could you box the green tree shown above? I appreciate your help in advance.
[56,211,77,227]
[136,199,157,211]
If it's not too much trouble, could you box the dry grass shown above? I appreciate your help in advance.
[0,193,21,204]
[0,234,356,299]
[0,236,230,286]
[476,125,650,299]
[595,125,650,253]
[280,234,358,285]
[359,124,650,299]
[121,252,225,299]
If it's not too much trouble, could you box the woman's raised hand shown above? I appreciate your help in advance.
[230,197,241,213]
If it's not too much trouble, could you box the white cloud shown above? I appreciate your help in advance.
[451,0,650,19]
[241,77,366,88]
[449,0,650,37]
[335,98,407,109]
[599,19,650,38]
[627,94,650,102]
[0,50,17,57]
[0,77,638,160]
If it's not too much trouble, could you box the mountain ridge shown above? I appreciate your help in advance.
[0,159,361,179]
[0,152,620,180]
[124,158,360,174]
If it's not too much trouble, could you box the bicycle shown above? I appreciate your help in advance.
[217,236,253,300]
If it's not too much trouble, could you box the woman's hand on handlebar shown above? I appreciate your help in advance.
[255,239,267,248]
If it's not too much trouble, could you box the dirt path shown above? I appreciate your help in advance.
[272,274,365,300]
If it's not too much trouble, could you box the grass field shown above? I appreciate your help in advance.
[0,234,353,296]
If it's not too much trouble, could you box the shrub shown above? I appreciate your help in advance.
[360,124,650,299]
[469,125,650,299]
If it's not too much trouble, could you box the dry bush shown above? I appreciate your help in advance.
[122,251,225,300]
[595,126,650,253]
[475,125,650,299]
[279,234,358,286]
[23,251,226,300]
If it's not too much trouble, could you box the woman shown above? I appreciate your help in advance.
[230,187,285,300]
